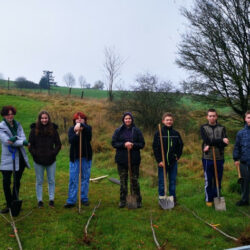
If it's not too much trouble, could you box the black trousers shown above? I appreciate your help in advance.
[240,163,250,202]
[1,152,25,207]
[118,164,141,203]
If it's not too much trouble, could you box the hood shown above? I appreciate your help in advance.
[122,112,134,125]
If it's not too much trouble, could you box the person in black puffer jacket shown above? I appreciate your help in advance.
[29,111,61,208]
[152,112,183,206]
[112,112,145,208]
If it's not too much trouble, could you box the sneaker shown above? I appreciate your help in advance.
[81,201,89,206]
[206,202,213,207]
[119,201,126,208]
[1,207,9,214]
[38,201,44,208]
[236,200,249,206]
[64,203,75,208]
[49,200,55,208]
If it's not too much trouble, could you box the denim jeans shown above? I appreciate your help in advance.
[66,158,92,204]
[34,161,56,202]
[158,162,177,197]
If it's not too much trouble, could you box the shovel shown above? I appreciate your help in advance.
[8,146,22,217]
[158,124,174,210]
[126,148,137,209]
[236,164,244,184]
[78,130,82,214]
[212,147,226,211]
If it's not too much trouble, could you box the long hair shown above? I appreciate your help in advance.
[35,111,54,136]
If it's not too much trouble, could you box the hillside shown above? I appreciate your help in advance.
[0,79,109,99]
[0,89,249,249]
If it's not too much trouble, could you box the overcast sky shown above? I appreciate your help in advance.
[0,0,193,89]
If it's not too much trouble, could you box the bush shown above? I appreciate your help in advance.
[109,73,181,131]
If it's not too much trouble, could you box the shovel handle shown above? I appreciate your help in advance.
[212,147,220,196]
[78,130,82,213]
[8,146,16,160]
[127,148,133,195]
[236,164,242,178]
[158,124,168,196]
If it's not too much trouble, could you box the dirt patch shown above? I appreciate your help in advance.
[238,226,250,245]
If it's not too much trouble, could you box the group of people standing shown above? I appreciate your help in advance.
[0,105,250,214]
[0,106,93,213]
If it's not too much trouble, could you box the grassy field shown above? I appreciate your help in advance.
[0,90,249,249]
[0,79,110,99]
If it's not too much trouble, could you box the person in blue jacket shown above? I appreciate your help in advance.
[233,111,250,206]
[64,112,92,208]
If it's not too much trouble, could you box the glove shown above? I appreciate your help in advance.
[9,136,17,142]
[23,140,29,146]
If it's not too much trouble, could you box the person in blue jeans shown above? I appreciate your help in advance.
[29,111,61,208]
[152,112,183,206]
[233,111,250,206]
[64,112,92,208]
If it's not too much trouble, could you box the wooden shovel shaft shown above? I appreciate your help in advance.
[158,124,168,197]
[127,148,133,195]
[212,147,220,198]
[78,130,82,213]
[236,164,242,179]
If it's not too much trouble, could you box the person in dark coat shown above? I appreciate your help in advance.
[0,105,30,214]
[112,112,145,208]
[64,112,92,208]
[29,111,61,208]
[152,112,183,206]
[200,108,229,207]
[233,111,250,206]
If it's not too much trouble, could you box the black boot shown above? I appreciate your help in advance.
[236,200,249,206]
[1,207,9,214]
[119,201,126,208]
[174,197,177,206]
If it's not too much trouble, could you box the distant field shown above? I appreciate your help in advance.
[0,79,113,99]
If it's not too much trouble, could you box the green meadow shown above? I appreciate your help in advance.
[0,90,249,249]
[0,79,109,99]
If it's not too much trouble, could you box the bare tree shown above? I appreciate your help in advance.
[109,73,179,130]
[78,75,86,99]
[176,0,250,120]
[63,72,75,95]
[103,47,124,101]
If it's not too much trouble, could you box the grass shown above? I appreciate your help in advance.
[0,90,249,249]
[0,79,112,99]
